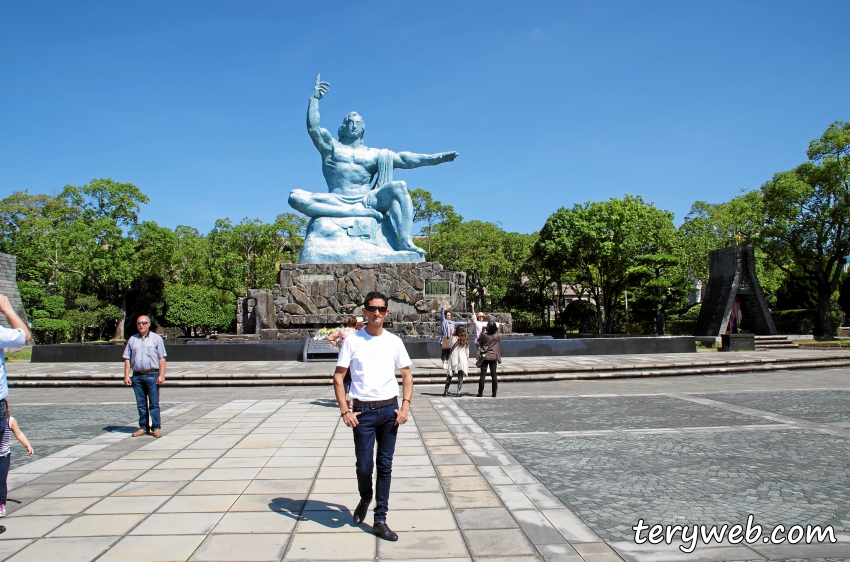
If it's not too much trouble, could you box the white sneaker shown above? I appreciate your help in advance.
[0,503,6,517]
[442,362,448,369]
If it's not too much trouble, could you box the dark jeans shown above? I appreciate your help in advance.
[0,453,9,504]
[132,372,161,431]
[478,360,498,397]
[352,401,399,523]
[441,348,451,362]
[0,400,6,447]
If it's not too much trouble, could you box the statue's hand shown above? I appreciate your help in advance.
[312,73,330,100]
[440,151,459,163]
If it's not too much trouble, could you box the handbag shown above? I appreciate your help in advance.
[476,337,496,369]
[440,336,452,350]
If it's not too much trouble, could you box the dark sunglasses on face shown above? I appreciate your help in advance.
[364,305,388,313]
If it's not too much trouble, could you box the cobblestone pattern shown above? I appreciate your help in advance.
[9,403,177,468]
[703,390,850,424]
[494,429,850,542]
[458,395,773,433]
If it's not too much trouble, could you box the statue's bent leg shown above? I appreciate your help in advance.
[372,181,425,257]
[289,189,381,219]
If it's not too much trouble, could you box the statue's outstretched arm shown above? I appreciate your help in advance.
[393,150,459,169]
[307,74,333,156]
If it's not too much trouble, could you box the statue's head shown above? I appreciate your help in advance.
[338,112,365,141]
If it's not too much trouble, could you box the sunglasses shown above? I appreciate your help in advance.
[364,305,388,313]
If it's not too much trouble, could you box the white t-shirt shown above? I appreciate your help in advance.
[337,328,412,401]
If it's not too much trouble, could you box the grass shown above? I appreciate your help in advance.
[3,347,32,361]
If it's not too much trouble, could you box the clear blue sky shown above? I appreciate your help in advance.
[1,1,847,234]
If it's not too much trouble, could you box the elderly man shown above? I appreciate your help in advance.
[123,315,167,438]
[0,294,31,438]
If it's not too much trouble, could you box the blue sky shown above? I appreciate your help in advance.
[1,1,847,235]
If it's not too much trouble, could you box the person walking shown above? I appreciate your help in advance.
[0,295,30,445]
[0,400,34,518]
[440,300,467,370]
[476,321,502,398]
[443,325,469,396]
[123,315,167,438]
[327,316,365,399]
[333,291,413,542]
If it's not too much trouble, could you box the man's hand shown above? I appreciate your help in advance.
[124,376,131,386]
[0,294,12,316]
[157,374,165,385]
[394,406,409,426]
[342,411,361,428]
[313,73,329,100]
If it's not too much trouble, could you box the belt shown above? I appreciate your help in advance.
[351,398,398,410]
[133,368,159,375]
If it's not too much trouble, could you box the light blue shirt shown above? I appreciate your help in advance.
[123,332,167,372]
[0,326,27,401]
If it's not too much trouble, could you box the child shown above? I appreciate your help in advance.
[0,400,33,517]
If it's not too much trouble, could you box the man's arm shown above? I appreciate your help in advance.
[124,359,132,386]
[394,151,458,170]
[334,366,360,428]
[0,294,31,344]
[394,366,413,425]
[157,357,166,385]
[307,74,333,156]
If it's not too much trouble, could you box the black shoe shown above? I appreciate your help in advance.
[476,393,483,397]
[352,498,371,525]
[442,391,449,397]
[372,521,398,541]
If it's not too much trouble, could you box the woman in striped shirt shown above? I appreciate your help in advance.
[0,400,33,518]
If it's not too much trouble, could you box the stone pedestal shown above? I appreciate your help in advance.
[237,262,510,338]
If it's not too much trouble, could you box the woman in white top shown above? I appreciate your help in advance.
[443,325,470,396]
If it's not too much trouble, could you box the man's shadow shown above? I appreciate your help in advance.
[269,497,371,532]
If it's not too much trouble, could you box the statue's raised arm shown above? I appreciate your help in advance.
[393,150,458,170]
[307,74,333,156]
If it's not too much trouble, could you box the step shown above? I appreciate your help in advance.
[9,354,850,386]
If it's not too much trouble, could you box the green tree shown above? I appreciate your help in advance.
[163,284,234,336]
[430,220,510,309]
[410,189,457,259]
[538,195,675,334]
[207,214,306,297]
[758,121,850,338]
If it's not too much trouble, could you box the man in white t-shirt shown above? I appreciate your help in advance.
[333,291,413,542]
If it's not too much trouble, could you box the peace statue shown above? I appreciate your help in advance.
[289,74,458,263]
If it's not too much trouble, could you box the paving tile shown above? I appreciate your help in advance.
[212,511,297,534]
[540,508,600,543]
[388,491,450,510]
[195,467,262,480]
[0,540,32,561]
[157,494,239,513]
[454,507,519,530]
[0,515,69,539]
[178,480,251,496]
[113,481,188,496]
[154,458,216,470]
[190,533,290,561]
[100,459,162,471]
[294,509,364,532]
[76,469,146,483]
[378,529,468,559]
[85,495,170,514]
[462,528,538,556]
[436,465,481,478]
[170,449,227,459]
[136,468,204,482]
[45,482,125,498]
[131,512,225,535]
[272,447,326,457]
[232,493,306,513]
[222,448,279,457]
[255,467,318,480]
[430,454,474,466]
[393,465,438,478]
[391,477,442,492]
[510,509,568,545]
[446,490,502,509]
[209,457,270,469]
[48,514,147,537]
[387,509,458,531]
[98,534,206,562]
[439,476,490,492]
[284,531,375,560]
[265,456,323,468]
[311,478,358,494]
[6,536,117,562]
[10,497,99,516]
[243,479,313,495]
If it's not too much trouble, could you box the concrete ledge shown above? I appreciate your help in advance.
[31,336,696,362]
